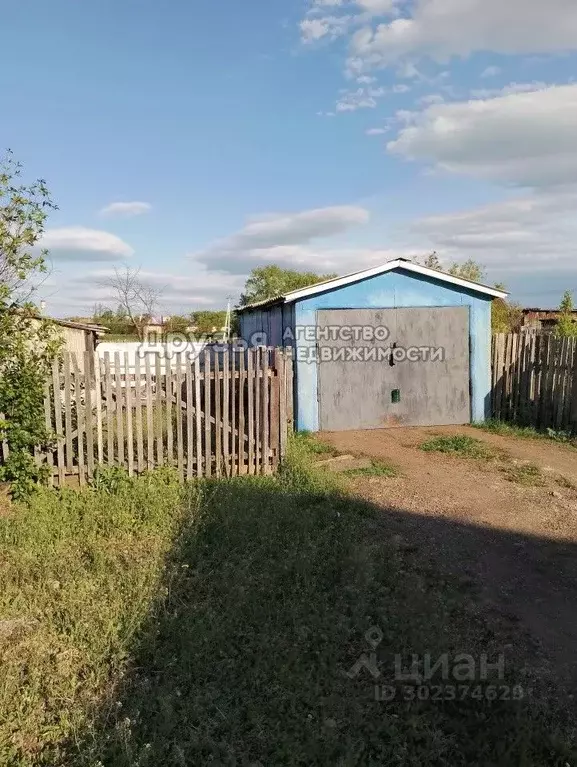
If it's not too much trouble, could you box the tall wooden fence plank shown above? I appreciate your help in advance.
[194,355,203,477]
[145,355,154,470]
[64,353,74,472]
[175,353,184,481]
[52,360,65,485]
[155,355,164,466]
[134,355,144,473]
[94,355,104,465]
[204,349,212,477]
[114,352,124,468]
[84,351,95,479]
[124,352,134,476]
[185,356,194,479]
[238,349,245,476]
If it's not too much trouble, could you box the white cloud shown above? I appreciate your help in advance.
[301,0,399,43]
[366,127,388,135]
[301,15,353,42]
[356,0,397,14]
[412,187,577,274]
[99,201,152,218]
[416,93,444,106]
[481,65,501,78]
[387,84,577,187]
[42,227,134,261]
[350,0,577,71]
[43,267,246,316]
[468,80,548,99]
[194,205,370,273]
[336,85,386,111]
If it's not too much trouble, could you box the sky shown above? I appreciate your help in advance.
[3,0,577,317]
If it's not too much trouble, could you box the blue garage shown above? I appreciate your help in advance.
[237,259,506,432]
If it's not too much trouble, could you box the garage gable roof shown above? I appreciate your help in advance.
[237,259,508,312]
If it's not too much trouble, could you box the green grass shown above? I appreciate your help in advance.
[420,434,497,460]
[292,430,340,457]
[0,441,575,765]
[501,462,547,487]
[474,419,577,448]
[344,459,398,477]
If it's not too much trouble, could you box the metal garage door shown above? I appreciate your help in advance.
[317,307,470,431]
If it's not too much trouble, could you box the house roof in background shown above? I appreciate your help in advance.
[46,317,108,334]
[237,258,508,313]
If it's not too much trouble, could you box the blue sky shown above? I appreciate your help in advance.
[3,0,577,315]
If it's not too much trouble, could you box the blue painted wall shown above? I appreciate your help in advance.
[240,267,493,432]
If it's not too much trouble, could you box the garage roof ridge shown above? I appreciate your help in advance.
[237,259,508,312]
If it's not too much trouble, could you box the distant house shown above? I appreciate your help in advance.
[521,308,577,332]
[142,317,171,341]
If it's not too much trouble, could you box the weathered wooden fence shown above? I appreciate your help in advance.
[492,333,577,432]
[6,347,294,486]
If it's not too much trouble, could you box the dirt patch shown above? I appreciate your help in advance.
[318,425,577,690]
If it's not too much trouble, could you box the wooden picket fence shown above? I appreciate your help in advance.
[492,333,577,432]
[3,347,294,486]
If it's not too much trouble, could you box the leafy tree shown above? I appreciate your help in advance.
[421,252,443,270]
[447,259,486,283]
[491,283,522,334]
[418,254,521,333]
[90,304,138,337]
[164,315,190,334]
[239,265,337,306]
[555,291,577,338]
[0,150,61,499]
[190,310,228,335]
[419,252,486,283]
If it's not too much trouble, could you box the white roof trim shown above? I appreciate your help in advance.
[239,260,508,311]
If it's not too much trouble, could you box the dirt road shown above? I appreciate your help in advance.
[318,425,577,689]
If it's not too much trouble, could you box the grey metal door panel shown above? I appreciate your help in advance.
[317,307,470,431]
[392,307,470,427]
[317,308,397,431]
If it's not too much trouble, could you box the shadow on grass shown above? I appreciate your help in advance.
[67,465,577,766]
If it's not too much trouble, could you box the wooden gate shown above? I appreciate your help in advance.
[33,346,293,486]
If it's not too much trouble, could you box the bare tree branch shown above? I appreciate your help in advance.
[98,266,164,340]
